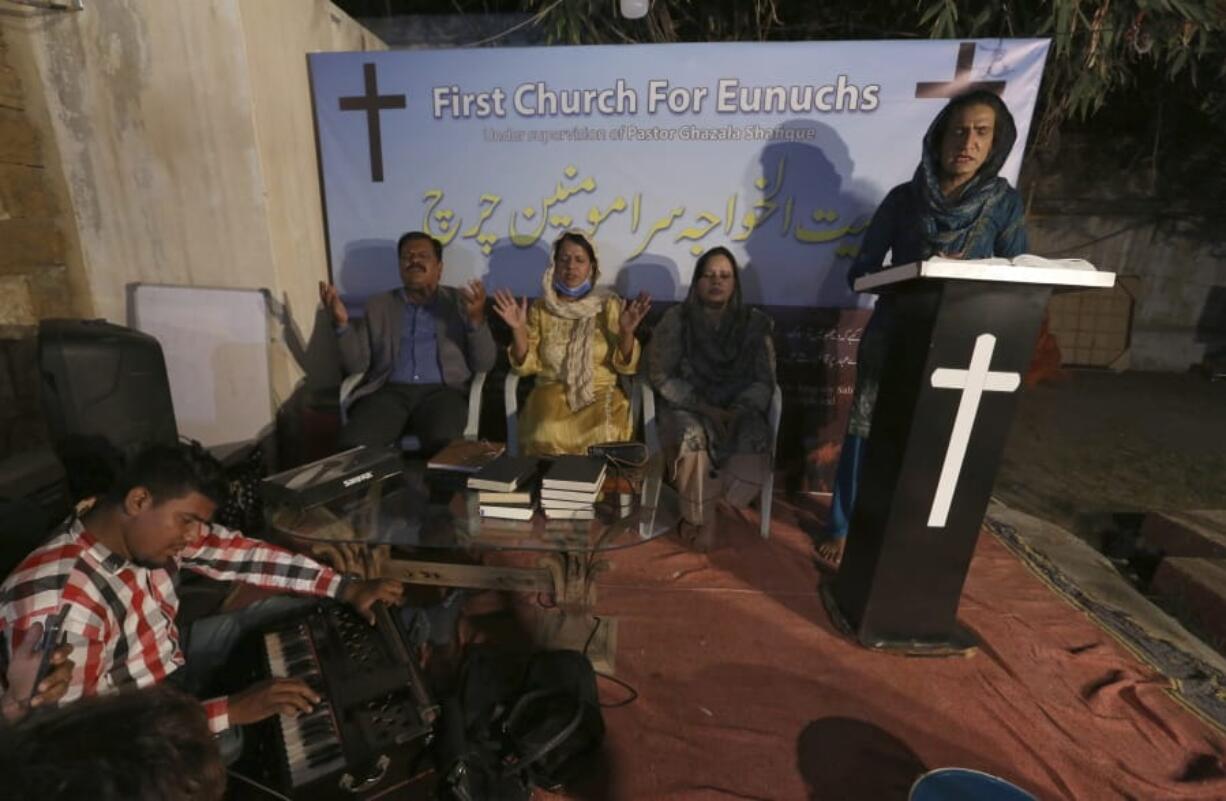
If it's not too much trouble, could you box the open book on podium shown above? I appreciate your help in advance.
[853,254,1114,293]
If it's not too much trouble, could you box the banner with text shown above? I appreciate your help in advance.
[310,39,1047,307]
[309,39,1049,488]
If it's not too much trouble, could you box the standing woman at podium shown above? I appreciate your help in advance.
[817,89,1029,565]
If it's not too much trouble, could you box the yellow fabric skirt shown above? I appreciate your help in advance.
[518,380,633,456]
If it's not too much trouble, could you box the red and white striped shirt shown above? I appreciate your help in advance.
[0,517,343,733]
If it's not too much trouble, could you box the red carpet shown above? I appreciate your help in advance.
[475,496,1226,800]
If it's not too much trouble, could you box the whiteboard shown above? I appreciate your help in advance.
[128,284,275,452]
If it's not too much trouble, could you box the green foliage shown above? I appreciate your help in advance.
[340,0,1226,216]
[524,0,1226,215]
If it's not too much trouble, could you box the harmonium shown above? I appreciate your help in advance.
[230,600,438,799]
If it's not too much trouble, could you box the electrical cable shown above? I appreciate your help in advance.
[582,614,601,656]
[595,671,639,708]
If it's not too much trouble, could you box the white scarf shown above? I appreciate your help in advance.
[539,264,612,411]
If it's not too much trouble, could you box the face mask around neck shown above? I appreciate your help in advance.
[554,278,592,298]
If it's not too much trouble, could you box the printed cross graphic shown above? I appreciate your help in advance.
[339,62,406,183]
[927,334,1020,527]
[915,42,1007,98]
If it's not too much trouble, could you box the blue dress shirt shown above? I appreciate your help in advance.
[389,290,443,385]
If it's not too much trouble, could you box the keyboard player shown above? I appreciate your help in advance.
[0,441,404,764]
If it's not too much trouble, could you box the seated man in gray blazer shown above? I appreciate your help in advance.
[319,231,496,455]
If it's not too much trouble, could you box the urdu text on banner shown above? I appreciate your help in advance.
[309,39,1049,311]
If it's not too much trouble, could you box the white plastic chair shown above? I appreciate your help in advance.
[339,370,488,451]
[640,381,782,539]
[759,383,783,538]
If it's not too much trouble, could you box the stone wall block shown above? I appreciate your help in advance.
[0,163,56,220]
[0,107,41,164]
[0,220,66,268]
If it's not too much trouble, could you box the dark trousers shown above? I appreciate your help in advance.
[339,383,467,455]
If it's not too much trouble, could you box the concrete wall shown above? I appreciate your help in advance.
[0,21,90,457]
[1028,216,1223,371]
[0,22,86,330]
[237,0,383,397]
[0,0,380,414]
[1023,139,1225,372]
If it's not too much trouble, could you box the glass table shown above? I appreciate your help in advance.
[268,456,679,672]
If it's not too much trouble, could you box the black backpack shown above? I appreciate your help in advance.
[435,647,605,800]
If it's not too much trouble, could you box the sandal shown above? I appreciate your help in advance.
[677,520,702,545]
[677,520,713,552]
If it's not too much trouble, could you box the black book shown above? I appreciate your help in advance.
[541,455,607,493]
[466,454,539,493]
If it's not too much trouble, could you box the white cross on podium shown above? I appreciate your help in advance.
[927,333,1020,528]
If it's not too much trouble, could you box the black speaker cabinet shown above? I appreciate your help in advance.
[37,319,178,455]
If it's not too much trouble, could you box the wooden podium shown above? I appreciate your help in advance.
[823,258,1115,654]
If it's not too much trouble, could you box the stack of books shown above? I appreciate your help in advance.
[540,455,607,521]
[467,453,539,521]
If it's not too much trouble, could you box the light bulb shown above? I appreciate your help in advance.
[620,0,650,20]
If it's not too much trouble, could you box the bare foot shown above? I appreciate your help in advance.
[815,537,845,566]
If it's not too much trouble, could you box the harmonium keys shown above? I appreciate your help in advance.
[239,604,437,801]
[264,623,347,787]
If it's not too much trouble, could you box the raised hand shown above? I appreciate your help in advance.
[318,281,348,328]
[492,289,529,330]
[619,291,652,336]
[459,279,487,325]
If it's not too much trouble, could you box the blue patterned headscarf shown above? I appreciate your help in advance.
[912,90,1018,259]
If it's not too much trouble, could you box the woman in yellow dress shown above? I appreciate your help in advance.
[492,232,651,456]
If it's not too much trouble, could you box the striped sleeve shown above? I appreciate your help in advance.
[60,565,122,701]
[59,624,114,703]
[203,695,230,733]
[1,546,116,705]
[180,525,343,598]
[6,598,115,705]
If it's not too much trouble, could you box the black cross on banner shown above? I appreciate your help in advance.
[914,43,1007,98]
[339,62,406,183]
